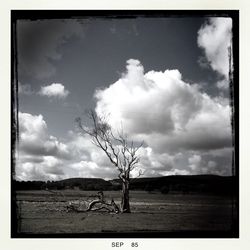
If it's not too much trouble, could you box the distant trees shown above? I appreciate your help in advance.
[76,110,143,213]
[145,184,154,193]
[160,185,170,194]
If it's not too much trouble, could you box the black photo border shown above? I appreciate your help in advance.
[11,9,239,238]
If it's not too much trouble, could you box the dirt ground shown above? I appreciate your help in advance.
[14,190,236,235]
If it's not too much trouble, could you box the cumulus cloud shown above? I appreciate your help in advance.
[17,112,73,180]
[197,18,232,89]
[93,59,233,176]
[38,83,69,99]
[188,155,201,171]
[16,110,232,180]
[17,114,119,180]
[95,59,232,152]
[66,132,119,179]
[16,155,65,181]
[66,132,195,179]
[133,147,193,177]
[69,161,117,180]
[18,112,70,158]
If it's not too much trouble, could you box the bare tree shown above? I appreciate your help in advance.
[75,110,143,213]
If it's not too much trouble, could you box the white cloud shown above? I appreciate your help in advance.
[17,115,119,180]
[95,59,232,153]
[208,160,217,168]
[66,132,119,179]
[69,161,117,180]
[39,83,69,99]
[17,112,72,180]
[188,155,201,171]
[93,59,233,177]
[19,112,70,159]
[197,18,232,85]
[16,155,65,181]
[17,111,232,180]
[19,112,47,140]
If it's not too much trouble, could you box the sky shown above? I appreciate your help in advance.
[15,16,234,181]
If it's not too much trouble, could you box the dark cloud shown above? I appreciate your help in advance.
[17,19,85,79]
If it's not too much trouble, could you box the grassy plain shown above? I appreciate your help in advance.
[15,190,235,235]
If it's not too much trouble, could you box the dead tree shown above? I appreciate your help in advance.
[85,192,120,213]
[66,191,120,213]
[75,110,143,213]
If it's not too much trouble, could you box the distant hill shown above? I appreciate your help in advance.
[13,177,112,191]
[57,177,112,190]
[13,175,237,196]
[128,175,236,195]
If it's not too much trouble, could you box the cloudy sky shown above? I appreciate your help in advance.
[15,16,233,181]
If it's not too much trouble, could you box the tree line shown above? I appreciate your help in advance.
[13,175,235,196]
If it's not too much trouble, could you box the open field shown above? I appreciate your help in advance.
[14,190,236,236]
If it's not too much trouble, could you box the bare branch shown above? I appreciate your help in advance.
[130,169,144,183]
[75,110,144,213]
[76,109,143,180]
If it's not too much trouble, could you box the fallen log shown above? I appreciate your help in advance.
[66,191,120,213]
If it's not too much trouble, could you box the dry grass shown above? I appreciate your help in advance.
[15,190,234,234]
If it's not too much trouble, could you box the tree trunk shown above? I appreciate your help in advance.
[121,179,131,213]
